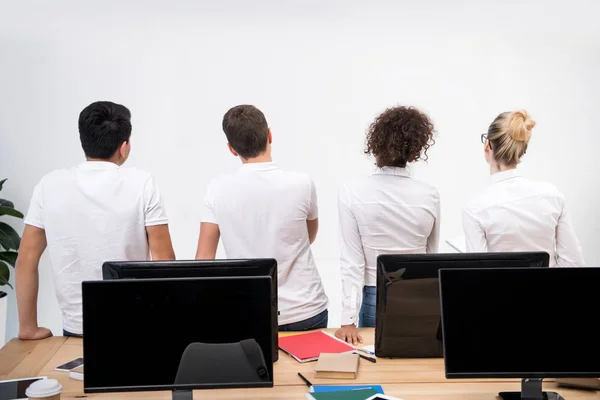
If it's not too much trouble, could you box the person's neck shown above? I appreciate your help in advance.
[490,163,517,175]
[87,157,121,166]
[241,153,272,164]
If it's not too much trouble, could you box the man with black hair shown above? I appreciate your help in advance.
[196,105,328,331]
[16,101,175,340]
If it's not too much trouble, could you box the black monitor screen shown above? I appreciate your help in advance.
[440,267,600,378]
[102,259,279,362]
[375,252,549,358]
[82,276,273,393]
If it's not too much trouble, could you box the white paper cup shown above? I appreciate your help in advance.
[26,378,62,400]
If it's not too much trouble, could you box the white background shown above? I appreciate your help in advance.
[1,0,599,343]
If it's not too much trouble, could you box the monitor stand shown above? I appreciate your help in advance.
[499,378,564,400]
[172,389,192,400]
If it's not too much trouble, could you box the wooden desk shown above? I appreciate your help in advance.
[2,330,598,399]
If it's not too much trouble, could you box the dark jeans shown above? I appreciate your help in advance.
[63,330,83,338]
[279,309,328,332]
[359,286,376,328]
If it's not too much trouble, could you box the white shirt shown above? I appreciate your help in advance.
[339,166,440,326]
[25,161,168,334]
[462,169,584,267]
[202,162,328,325]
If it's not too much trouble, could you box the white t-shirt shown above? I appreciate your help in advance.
[24,161,168,334]
[202,162,328,326]
[338,166,440,325]
[462,169,584,267]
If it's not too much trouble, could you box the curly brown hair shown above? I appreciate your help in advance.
[364,106,435,168]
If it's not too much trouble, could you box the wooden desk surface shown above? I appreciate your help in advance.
[2,330,598,399]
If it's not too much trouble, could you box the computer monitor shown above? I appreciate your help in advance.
[439,267,600,400]
[375,252,549,358]
[82,276,273,399]
[102,259,278,362]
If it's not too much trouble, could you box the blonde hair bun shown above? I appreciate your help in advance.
[508,110,535,143]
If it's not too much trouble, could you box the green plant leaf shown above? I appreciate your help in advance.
[0,251,18,267]
[0,179,6,191]
[0,199,15,208]
[0,222,20,250]
[0,260,11,289]
[0,277,13,290]
[0,206,24,219]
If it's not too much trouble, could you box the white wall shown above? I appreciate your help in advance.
[1,0,599,342]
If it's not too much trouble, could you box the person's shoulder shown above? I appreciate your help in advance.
[36,166,74,186]
[203,171,241,195]
[464,188,493,216]
[336,176,374,201]
[280,169,312,182]
[528,178,561,193]
[527,178,565,200]
[275,169,315,190]
[410,177,440,198]
[118,166,153,181]
[116,167,156,191]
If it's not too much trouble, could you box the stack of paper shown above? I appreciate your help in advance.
[278,331,356,363]
[315,353,360,379]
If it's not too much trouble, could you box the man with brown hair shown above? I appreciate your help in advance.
[196,104,328,331]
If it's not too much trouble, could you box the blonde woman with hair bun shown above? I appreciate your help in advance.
[462,110,585,267]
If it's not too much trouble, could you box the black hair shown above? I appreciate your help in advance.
[78,101,132,159]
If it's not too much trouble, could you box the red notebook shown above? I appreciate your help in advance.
[278,330,356,362]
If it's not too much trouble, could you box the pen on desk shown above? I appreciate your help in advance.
[298,372,313,387]
[355,352,377,363]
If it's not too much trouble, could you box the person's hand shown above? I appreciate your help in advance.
[19,326,53,340]
[335,324,363,345]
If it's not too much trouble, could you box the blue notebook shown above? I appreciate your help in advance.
[310,385,384,394]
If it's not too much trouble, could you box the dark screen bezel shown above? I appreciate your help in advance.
[82,276,274,393]
[439,267,600,379]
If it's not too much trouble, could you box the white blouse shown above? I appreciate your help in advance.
[462,169,584,267]
[339,166,440,326]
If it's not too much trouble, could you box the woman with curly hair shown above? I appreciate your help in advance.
[335,106,440,345]
[463,110,584,267]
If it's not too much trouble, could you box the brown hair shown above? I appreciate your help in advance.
[365,106,435,168]
[488,110,536,166]
[222,105,269,159]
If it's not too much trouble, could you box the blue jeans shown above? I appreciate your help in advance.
[63,330,83,338]
[279,309,328,332]
[359,286,376,328]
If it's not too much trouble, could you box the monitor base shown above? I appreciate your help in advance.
[499,378,564,400]
[499,391,563,400]
[172,389,192,400]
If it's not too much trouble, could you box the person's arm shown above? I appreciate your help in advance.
[335,186,366,345]
[462,209,487,252]
[555,197,585,267]
[16,225,52,340]
[307,218,318,244]
[196,183,220,259]
[146,225,175,260]
[196,222,220,259]
[143,176,175,260]
[426,192,441,253]
[306,178,319,244]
